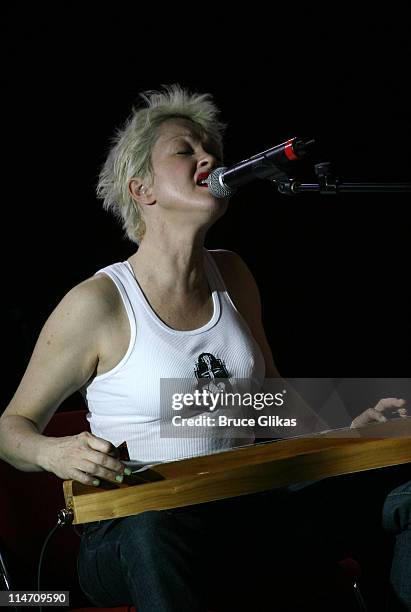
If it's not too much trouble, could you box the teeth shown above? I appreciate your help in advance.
[198,178,208,186]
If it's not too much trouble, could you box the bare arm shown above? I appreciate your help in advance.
[0,276,126,484]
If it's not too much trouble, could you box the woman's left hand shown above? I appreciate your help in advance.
[350,398,408,428]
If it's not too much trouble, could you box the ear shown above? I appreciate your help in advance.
[128,179,155,205]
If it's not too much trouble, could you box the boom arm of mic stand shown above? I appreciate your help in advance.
[275,179,411,195]
[270,162,411,195]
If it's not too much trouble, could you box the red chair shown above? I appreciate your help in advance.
[0,408,135,611]
[0,407,368,611]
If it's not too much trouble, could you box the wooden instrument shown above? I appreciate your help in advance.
[63,418,411,524]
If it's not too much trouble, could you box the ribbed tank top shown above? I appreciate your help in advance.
[82,249,265,463]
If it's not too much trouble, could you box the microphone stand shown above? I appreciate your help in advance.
[270,162,411,195]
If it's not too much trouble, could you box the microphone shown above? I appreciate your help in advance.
[205,137,315,198]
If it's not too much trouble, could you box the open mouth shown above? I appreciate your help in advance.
[196,172,210,187]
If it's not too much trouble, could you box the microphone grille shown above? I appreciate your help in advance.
[206,167,236,198]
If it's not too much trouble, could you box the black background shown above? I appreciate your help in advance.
[2,6,410,407]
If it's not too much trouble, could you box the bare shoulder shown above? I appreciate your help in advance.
[39,272,124,369]
[50,271,124,330]
[2,273,123,431]
[60,272,122,317]
[208,248,246,269]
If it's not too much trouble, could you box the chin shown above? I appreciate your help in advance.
[201,190,229,207]
[182,190,229,219]
[202,193,228,213]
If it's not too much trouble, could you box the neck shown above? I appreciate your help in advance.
[129,226,209,294]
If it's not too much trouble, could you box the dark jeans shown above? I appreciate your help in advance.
[77,466,411,612]
[383,478,411,611]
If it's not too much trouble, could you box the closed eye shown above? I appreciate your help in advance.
[176,148,223,163]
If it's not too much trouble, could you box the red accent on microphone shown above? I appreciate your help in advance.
[284,139,299,161]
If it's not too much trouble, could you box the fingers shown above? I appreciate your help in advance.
[351,407,386,428]
[368,407,388,423]
[80,452,126,484]
[374,398,406,413]
[351,399,408,428]
[74,432,130,485]
[82,431,118,455]
[71,468,101,487]
[374,398,408,419]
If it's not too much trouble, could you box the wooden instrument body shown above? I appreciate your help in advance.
[63,418,411,524]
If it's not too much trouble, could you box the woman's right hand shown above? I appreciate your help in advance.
[41,431,128,486]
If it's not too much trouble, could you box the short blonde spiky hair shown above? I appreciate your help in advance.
[96,84,226,244]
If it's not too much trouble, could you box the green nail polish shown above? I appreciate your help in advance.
[124,468,132,476]
[92,479,100,486]
[115,474,124,483]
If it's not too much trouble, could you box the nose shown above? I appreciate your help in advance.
[198,151,218,171]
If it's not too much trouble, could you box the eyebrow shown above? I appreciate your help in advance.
[166,134,202,143]
[165,134,222,155]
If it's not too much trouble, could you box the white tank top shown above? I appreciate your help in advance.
[82,249,265,463]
